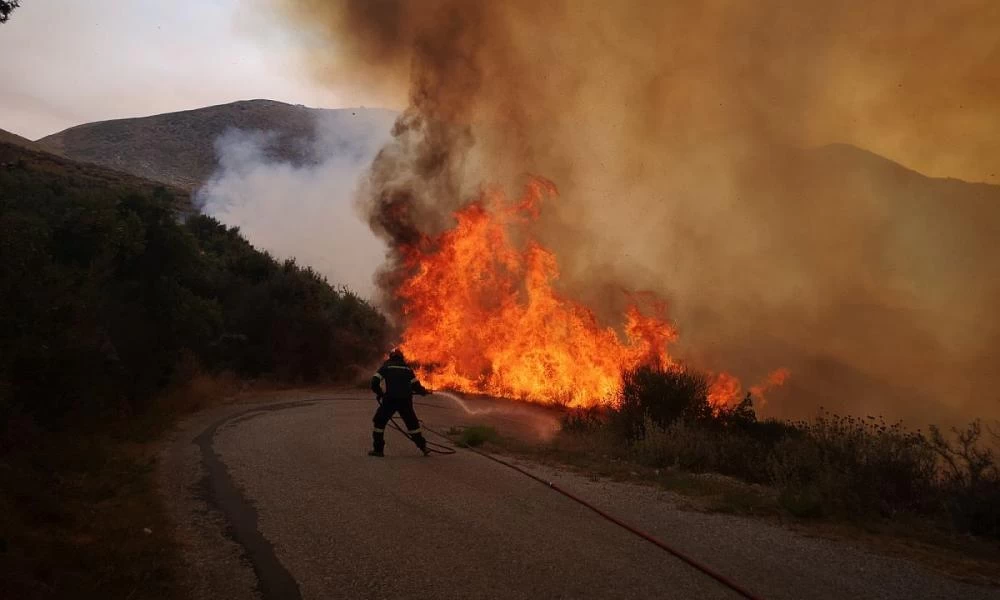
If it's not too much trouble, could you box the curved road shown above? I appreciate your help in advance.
[159,391,998,600]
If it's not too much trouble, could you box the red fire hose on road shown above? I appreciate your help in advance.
[414,420,766,600]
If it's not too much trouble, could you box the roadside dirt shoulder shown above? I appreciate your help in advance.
[486,453,1000,598]
[156,389,335,600]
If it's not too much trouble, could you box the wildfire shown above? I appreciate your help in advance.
[397,178,781,408]
[707,368,791,409]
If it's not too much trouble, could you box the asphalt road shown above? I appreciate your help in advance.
[159,391,999,600]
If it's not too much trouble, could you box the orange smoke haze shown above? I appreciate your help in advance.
[270,0,1000,423]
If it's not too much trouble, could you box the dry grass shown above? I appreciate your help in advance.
[0,373,238,599]
[449,425,500,448]
[0,433,178,599]
[158,370,241,415]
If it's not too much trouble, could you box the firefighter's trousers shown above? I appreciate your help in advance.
[372,396,427,452]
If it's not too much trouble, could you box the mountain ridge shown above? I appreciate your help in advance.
[0,138,190,211]
[0,127,41,150]
[36,99,395,191]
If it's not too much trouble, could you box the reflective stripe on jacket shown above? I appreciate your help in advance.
[371,357,428,399]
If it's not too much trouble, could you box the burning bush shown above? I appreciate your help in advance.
[603,365,799,482]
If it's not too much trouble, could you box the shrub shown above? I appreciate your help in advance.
[456,425,499,448]
[611,365,711,440]
[0,152,389,447]
[630,418,774,482]
[767,414,937,518]
[928,421,1000,537]
[560,406,607,434]
[558,364,1000,539]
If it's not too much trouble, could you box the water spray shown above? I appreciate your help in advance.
[432,390,492,416]
[428,390,561,440]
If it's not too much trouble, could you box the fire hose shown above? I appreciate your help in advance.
[384,394,765,600]
[380,396,457,455]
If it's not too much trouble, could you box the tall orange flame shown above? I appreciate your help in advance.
[397,178,780,408]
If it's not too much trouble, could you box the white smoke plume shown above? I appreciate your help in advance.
[196,108,396,299]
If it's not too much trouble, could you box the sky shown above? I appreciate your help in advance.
[0,0,396,300]
[0,0,384,140]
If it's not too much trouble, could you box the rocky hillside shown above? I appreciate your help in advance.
[36,100,395,192]
[0,138,190,210]
[0,128,41,151]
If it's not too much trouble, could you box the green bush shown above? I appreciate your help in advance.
[0,148,388,446]
[456,425,499,448]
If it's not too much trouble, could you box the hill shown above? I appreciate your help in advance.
[671,142,1000,423]
[36,100,395,191]
[0,138,190,210]
[0,127,42,151]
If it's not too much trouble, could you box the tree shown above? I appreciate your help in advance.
[0,1,19,24]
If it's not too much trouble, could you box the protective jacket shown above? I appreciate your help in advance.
[371,356,429,400]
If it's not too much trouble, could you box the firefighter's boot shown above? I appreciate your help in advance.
[370,429,385,457]
[411,432,431,456]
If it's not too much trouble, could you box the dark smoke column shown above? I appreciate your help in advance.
[344,1,493,315]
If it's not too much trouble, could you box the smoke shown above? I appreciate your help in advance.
[197,108,396,299]
[268,0,1000,424]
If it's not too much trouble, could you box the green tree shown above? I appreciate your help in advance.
[1,144,388,439]
[0,1,19,24]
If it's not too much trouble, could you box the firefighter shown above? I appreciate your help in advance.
[369,348,431,457]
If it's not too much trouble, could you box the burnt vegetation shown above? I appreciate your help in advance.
[561,365,1000,540]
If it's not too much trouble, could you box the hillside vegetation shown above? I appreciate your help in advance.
[1,140,386,437]
[0,127,40,150]
[0,141,387,597]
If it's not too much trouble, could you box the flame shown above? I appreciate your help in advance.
[707,368,792,410]
[708,372,743,409]
[397,178,783,408]
[749,367,792,407]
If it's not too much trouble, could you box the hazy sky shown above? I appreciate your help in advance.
[0,0,382,139]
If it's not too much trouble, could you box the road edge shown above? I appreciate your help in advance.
[156,391,341,600]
